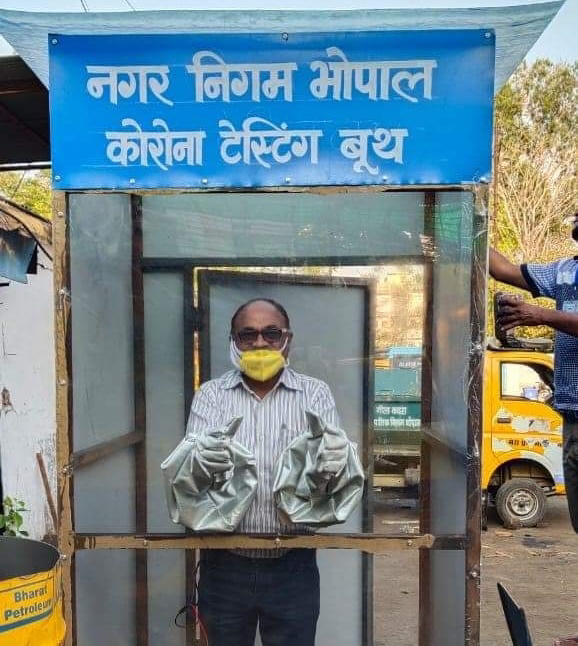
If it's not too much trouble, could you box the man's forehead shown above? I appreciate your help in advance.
[235,301,285,327]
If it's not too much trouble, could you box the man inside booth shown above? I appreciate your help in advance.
[175,297,364,646]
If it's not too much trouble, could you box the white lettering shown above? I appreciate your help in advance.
[105,118,205,171]
[219,117,322,169]
[86,65,173,105]
[339,127,408,174]
[186,51,297,103]
[310,47,436,103]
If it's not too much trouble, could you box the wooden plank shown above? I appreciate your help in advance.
[131,194,149,646]
[183,266,198,645]
[73,532,467,552]
[70,431,144,470]
[419,189,435,646]
[0,78,45,95]
[35,452,58,533]
[53,191,75,646]
[464,186,488,646]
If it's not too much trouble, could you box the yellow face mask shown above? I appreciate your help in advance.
[240,349,286,382]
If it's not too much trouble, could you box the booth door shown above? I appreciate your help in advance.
[196,268,373,646]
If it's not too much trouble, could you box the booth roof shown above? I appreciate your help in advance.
[0,3,564,92]
[0,55,49,168]
[0,3,563,167]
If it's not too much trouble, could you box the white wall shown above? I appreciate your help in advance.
[0,249,56,540]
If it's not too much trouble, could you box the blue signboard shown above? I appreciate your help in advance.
[48,30,494,190]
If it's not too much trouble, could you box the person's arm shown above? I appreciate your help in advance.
[498,296,578,338]
[489,248,531,291]
[185,382,224,437]
[184,384,236,490]
[310,381,341,428]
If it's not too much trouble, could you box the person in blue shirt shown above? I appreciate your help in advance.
[489,215,578,538]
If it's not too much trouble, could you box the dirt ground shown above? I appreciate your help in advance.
[372,494,578,646]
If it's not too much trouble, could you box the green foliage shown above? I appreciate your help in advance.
[0,169,52,219]
[0,496,29,537]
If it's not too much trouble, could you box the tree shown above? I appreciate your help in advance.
[0,169,52,218]
[493,60,578,263]
[491,60,578,339]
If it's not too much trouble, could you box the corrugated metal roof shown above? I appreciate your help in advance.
[0,195,51,259]
[0,3,564,169]
[0,3,564,93]
[0,55,49,167]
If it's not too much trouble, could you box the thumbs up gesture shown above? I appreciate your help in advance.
[306,411,349,479]
[195,417,242,483]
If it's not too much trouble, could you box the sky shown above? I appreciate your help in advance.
[0,0,576,62]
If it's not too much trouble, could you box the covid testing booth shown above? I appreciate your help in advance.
[0,4,562,645]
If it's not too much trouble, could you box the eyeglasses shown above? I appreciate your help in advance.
[234,326,289,346]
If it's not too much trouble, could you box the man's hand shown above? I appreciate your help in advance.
[194,417,242,483]
[315,424,349,479]
[196,433,234,478]
[497,295,545,331]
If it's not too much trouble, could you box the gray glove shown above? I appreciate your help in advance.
[193,423,237,487]
[161,416,258,532]
[311,412,349,481]
[273,410,365,527]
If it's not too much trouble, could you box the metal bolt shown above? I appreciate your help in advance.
[60,554,67,561]
[143,539,148,547]
[57,211,64,217]
[52,38,58,45]
[59,379,66,386]
[202,178,208,185]
[54,175,61,181]
[129,178,135,184]
[275,537,281,547]
[484,32,492,39]
[469,569,479,579]
[407,539,413,547]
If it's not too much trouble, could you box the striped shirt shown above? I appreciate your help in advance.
[185,367,339,557]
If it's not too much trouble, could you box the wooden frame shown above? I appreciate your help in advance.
[54,185,487,646]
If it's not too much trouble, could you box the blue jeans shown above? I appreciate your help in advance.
[563,415,578,533]
[198,549,320,646]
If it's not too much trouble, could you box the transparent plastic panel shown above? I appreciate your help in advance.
[430,191,473,451]
[374,551,419,645]
[148,550,187,646]
[69,193,136,533]
[202,276,366,644]
[202,276,366,457]
[142,193,425,260]
[73,448,135,533]
[69,193,134,451]
[430,551,466,646]
[429,448,467,535]
[67,188,483,646]
[144,272,186,533]
[76,550,136,646]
